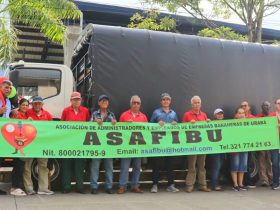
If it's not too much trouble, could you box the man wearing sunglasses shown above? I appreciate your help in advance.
[117,95,148,194]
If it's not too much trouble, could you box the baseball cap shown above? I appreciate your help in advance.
[71,92,81,99]
[214,108,224,115]
[161,93,171,100]
[32,96,43,103]
[98,94,109,101]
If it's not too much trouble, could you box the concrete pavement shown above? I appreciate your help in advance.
[1,184,280,210]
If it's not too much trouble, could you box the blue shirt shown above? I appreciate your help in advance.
[0,97,11,118]
[91,109,116,122]
[150,108,178,123]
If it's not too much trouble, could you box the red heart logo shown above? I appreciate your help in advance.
[1,122,37,150]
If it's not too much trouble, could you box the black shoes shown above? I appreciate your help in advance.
[76,189,86,194]
[91,188,114,194]
[106,188,114,194]
[61,189,71,194]
[91,189,98,194]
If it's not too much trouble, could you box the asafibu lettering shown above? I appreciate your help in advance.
[83,130,223,145]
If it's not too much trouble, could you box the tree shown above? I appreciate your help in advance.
[128,9,176,32]
[198,26,247,41]
[0,0,81,67]
[145,0,280,43]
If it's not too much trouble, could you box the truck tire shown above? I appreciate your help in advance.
[31,159,62,191]
[249,152,259,184]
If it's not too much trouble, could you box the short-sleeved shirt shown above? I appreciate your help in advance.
[269,112,280,135]
[0,97,11,118]
[150,108,178,123]
[246,114,255,118]
[61,106,90,122]
[12,111,28,120]
[91,109,116,122]
[182,110,208,122]
[256,113,269,118]
[269,112,280,123]
[119,110,148,122]
[27,108,52,121]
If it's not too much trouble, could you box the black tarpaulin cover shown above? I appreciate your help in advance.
[73,24,280,119]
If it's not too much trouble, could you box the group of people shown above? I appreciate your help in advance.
[0,79,280,196]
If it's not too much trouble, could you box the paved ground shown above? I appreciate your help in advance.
[1,183,280,210]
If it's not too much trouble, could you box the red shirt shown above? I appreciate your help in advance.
[256,113,269,118]
[27,108,52,121]
[13,111,29,120]
[268,112,280,124]
[269,112,280,135]
[246,114,255,118]
[182,110,208,122]
[119,110,148,122]
[61,106,90,122]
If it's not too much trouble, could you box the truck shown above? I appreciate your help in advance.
[5,24,280,189]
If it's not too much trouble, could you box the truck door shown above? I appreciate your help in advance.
[8,65,72,119]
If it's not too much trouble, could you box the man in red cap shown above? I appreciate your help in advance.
[60,92,90,193]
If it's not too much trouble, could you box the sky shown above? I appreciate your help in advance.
[77,0,280,30]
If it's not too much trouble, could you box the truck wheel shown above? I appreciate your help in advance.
[249,153,259,184]
[31,159,62,191]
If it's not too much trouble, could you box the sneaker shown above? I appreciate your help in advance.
[246,184,256,189]
[10,188,27,196]
[212,186,223,191]
[26,189,36,195]
[151,185,158,193]
[272,185,280,190]
[238,186,248,191]
[37,189,54,195]
[232,186,239,192]
[167,184,179,193]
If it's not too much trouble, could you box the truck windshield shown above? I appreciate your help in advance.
[9,67,61,100]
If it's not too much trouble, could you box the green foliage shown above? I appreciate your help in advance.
[145,0,280,43]
[128,9,176,32]
[0,19,19,67]
[0,0,81,65]
[198,26,247,41]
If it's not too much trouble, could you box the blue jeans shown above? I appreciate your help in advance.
[210,154,224,188]
[270,149,280,186]
[90,158,113,189]
[119,158,141,189]
[230,152,248,172]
